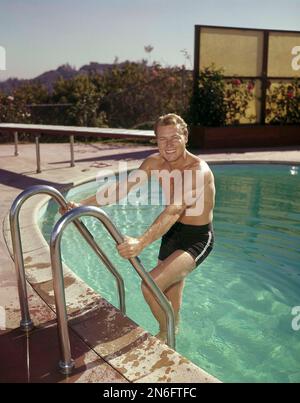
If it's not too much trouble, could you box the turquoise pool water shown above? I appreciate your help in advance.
[39,164,300,383]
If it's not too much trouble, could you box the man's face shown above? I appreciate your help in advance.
[156,125,187,163]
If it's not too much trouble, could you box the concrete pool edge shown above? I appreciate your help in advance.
[2,167,221,383]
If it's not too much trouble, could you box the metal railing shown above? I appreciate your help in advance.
[0,123,155,173]
[50,205,175,374]
[9,185,175,375]
[9,185,126,333]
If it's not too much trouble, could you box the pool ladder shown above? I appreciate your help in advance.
[9,185,175,375]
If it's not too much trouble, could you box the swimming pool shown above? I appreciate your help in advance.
[39,164,300,383]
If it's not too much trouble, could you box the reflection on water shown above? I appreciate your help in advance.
[290,166,298,176]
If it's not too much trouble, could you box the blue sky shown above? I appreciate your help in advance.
[0,0,299,80]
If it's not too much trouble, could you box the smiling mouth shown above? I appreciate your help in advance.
[165,150,176,154]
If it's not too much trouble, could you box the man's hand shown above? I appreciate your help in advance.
[117,235,144,259]
[59,201,81,215]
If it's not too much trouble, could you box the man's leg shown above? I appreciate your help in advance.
[141,249,195,341]
[158,257,184,332]
[164,279,185,333]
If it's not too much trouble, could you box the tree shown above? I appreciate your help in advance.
[144,45,154,65]
[52,74,107,127]
[101,61,193,129]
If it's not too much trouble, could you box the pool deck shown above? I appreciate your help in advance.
[1,141,299,383]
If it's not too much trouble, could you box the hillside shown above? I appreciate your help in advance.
[0,62,114,93]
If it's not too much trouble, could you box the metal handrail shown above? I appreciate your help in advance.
[50,205,176,374]
[0,123,155,173]
[9,185,126,333]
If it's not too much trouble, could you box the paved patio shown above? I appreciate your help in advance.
[0,140,299,383]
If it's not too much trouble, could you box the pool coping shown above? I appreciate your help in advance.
[2,166,221,383]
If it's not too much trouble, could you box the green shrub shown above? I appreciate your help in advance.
[186,66,227,126]
[186,66,256,126]
[266,79,300,124]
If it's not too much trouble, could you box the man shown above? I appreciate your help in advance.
[62,113,215,342]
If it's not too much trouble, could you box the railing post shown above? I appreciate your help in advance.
[35,134,41,173]
[50,232,75,374]
[10,196,35,332]
[70,135,75,167]
[14,131,19,156]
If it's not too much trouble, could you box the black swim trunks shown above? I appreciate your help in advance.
[158,222,214,267]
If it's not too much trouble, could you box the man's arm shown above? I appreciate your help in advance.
[117,167,211,259]
[116,203,185,259]
[139,204,185,248]
[94,158,153,207]
[59,157,154,214]
[138,166,204,247]
[141,168,214,246]
[117,171,192,258]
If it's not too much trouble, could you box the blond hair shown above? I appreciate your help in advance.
[154,113,188,137]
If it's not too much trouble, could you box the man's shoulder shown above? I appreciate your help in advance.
[201,162,214,184]
[143,153,164,168]
[187,155,210,171]
[200,159,212,172]
[189,158,214,183]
